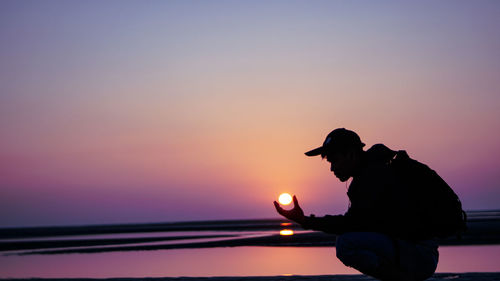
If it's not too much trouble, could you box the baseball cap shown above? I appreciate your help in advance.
[305,128,365,157]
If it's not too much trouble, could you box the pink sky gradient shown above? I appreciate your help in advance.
[1,1,499,227]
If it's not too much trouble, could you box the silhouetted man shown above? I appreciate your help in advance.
[274,128,439,281]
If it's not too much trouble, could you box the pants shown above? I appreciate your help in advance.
[335,232,439,281]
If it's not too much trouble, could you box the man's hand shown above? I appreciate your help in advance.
[273,195,306,225]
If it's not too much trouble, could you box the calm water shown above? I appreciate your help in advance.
[1,245,499,278]
[1,239,500,278]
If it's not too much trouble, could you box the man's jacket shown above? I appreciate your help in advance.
[301,144,427,241]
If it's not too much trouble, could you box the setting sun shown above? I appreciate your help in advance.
[278,193,293,205]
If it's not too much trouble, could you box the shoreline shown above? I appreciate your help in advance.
[2,273,500,281]
[8,230,500,256]
[2,211,500,255]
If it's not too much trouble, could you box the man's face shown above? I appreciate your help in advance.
[326,150,358,182]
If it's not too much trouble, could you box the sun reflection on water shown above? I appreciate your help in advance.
[279,229,294,236]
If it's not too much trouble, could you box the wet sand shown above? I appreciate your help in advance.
[2,212,500,255]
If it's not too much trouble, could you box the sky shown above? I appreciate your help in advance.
[1,0,499,227]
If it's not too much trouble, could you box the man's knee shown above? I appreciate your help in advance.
[335,232,395,269]
[336,232,402,280]
[335,233,356,265]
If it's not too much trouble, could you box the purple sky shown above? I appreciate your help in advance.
[1,0,499,227]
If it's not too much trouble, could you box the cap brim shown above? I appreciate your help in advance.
[305,146,323,157]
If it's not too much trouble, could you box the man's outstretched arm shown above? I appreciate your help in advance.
[273,196,348,234]
[301,214,349,234]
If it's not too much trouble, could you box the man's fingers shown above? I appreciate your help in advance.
[273,201,284,215]
[293,195,300,208]
[273,201,280,209]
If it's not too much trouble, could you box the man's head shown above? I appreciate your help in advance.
[305,128,365,182]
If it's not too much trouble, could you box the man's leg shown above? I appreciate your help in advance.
[335,232,438,281]
[396,239,439,281]
[335,232,401,280]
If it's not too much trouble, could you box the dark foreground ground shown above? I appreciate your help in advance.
[2,273,500,281]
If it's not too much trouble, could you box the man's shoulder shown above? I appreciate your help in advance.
[354,144,398,185]
[365,143,397,163]
[358,144,395,173]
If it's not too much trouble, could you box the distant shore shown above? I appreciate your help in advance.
[2,273,500,281]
